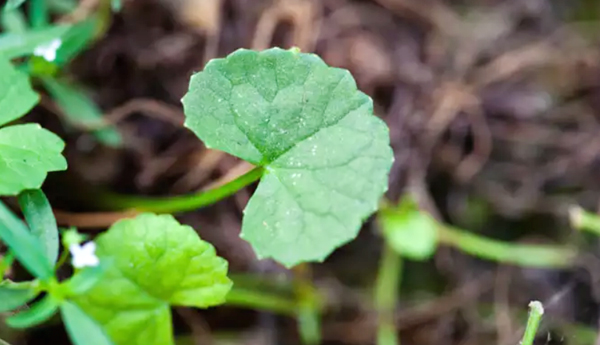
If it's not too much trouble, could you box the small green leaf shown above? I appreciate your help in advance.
[6,294,59,328]
[53,16,98,66]
[41,77,122,147]
[74,213,232,345]
[0,59,39,127]
[62,261,109,296]
[0,201,53,280]
[60,301,115,345]
[3,0,26,12]
[182,48,394,267]
[378,196,439,260]
[0,123,67,196]
[0,25,70,59]
[18,189,59,265]
[0,280,38,312]
[1,9,28,34]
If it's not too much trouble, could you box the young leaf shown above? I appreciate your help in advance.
[60,301,115,345]
[62,261,109,296]
[182,48,394,267]
[0,25,70,59]
[0,280,38,312]
[18,189,59,265]
[6,294,59,328]
[1,9,28,34]
[3,0,26,12]
[0,201,53,280]
[0,123,67,196]
[53,16,98,67]
[378,196,438,260]
[74,213,232,345]
[0,59,39,127]
[41,77,122,147]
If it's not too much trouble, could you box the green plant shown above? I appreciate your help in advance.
[0,2,585,343]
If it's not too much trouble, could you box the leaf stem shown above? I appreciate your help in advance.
[224,286,298,316]
[375,243,401,345]
[438,225,576,268]
[521,301,544,345]
[569,205,600,236]
[97,167,264,214]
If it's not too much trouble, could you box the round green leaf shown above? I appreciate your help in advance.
[74,213,232,345]
[182,48,393,267]
[0,124,67,196]
[0,59,39,127]
[378,197,439,260]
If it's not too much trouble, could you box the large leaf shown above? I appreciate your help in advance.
[0,280,38,312]
[0,59,39,127]
[182,48,393,267]
[0,124,67,196]
[0,201,53,279]
[74,214,232,345]
[18,189,60,265]
[42,77,122,147]
[0,25,70,59]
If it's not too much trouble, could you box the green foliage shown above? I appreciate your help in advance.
[0,280,38,312]
[0,59,38,126]
[3,0,26,12]
[0,124,67,196]
[0,201,54,280]
[183,47,393,267]
[0,25,70,59]
[42,77,123,146]
[378,196,438,260]
[18,189,60,265]
[74,214,232,345]
[60,301,114,345]
[6,295,59,328]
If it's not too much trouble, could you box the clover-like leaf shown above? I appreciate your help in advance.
[0,59,39,127]
[0,124,67,196]
[74,213,232,345]
[182,48,393,267]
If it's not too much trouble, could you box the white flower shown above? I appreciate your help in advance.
[69,241,99,268]
[33,38,62,62]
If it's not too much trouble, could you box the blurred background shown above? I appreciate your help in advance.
[6,0,600,344]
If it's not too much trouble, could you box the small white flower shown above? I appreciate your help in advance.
[33,38,62,62]
[69,241,99,268]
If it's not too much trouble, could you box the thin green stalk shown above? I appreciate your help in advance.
[375,243,402,345]
[521,301,544,345]
[29,0,48,28]
[224,286,297,316]
[98,166,264,214]
[439,226,576,268]
[570,205,600,236]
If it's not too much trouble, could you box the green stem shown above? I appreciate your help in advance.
[439,226,576,268]
[224,286,297,316]
[521,301,544,345]
[98,167,264,213]
[29,0,49,28]
[570,205,600,236]
[375,243,402,345]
